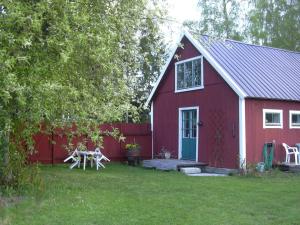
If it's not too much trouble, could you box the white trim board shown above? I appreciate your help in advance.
[178,106,199,162]
[183,31,247,98]
[145,32,186,106]
[239,98,246,169]
[150,102,154,159]
[145,30,247,106]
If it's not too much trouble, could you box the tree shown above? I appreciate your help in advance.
[248,0,300,51]
[184,0,244,40]
[129,9,167,122]
[0,0,163,188]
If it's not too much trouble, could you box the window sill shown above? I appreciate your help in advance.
[175,86,204,93]
[263,125,283,129]
[289,126,300,129]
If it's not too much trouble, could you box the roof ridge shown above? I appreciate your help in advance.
[199,34,300,54]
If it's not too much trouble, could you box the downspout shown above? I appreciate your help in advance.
[239,97,246,169]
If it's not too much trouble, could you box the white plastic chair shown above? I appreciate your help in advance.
[64,149,81,169]
[282,143,300,164]
[92,148,110,170]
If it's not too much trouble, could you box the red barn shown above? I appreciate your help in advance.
[146,31,300,169]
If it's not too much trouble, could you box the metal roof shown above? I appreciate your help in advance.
[198,36,300,101]
[145,31,300,106]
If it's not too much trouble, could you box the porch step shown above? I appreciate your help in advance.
[180,167,201,174]
[187,173,227,177]
[180,167,228,176]
[142,159,207,171]
[176,162,208,171]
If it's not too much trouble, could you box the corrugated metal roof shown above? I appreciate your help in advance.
[198,36,300,101]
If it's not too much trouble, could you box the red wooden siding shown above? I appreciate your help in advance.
[152,37,240,169]
[29,123,152,164]
[245,99,300,164]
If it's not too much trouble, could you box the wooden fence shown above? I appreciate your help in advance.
[29,123,152,164]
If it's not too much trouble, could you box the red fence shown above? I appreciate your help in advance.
[29,123,152,164]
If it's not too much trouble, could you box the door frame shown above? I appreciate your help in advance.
[178,106,199,162]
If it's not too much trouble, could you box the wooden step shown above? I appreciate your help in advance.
[176,162,208,171]
[180,167,202,174]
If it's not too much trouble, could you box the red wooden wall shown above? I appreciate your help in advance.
[246,99,300,164]
[29,123,152,164]
[152,37,240,169]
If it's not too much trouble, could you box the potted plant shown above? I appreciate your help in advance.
[125,142,141,166]
[161,147,172,159]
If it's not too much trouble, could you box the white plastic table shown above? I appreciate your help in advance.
[78,151,96,171]
[78,150,110,170]
[64,148,110,170]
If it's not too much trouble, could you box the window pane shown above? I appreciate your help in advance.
[192,128,196,138]
[193,59,201,86]
[184,119,189,130]
[176,58,202,90]
[184,61,193,88]
[292,114,300,126]
[265,113,272,123]
[192,110,197,121]
[184,129,190,138]
[272,113,280,123]
[183,111,190,138]
[265,112,280,125]
[177,64,184,89]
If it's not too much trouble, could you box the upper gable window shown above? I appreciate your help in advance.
[175,56,203,92]
[263,109,283,129]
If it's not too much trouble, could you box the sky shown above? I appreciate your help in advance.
[162,0,249,44]
[162,0,200,43]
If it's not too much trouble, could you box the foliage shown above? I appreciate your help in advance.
[2,164,300,225]
[125,143,141,151]
[126,2,167,122]
[0,0,164,188]
[184,0,244,40]
[248,0,300,51]
[183,0,299,51]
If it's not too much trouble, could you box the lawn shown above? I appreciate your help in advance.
[1,163,300,225]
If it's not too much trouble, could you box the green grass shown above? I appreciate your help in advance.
[1,163,300,225]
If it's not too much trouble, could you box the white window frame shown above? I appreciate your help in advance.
[175,56,204,93]
[289,110,300,129]
[263,109,283,129]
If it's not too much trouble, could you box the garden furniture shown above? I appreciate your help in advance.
[64,148,110,170]
[282,143,299,165]
[92,148,110,170]
[63,149,81,169]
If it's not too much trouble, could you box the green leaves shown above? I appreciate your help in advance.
[184,0,244,41]
[184,0,299,51]
[0,0,164,188]
[249,0,300,51]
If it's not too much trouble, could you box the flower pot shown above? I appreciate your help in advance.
[126,149,141,158]
[164,152,171,159]
[126,149,141,166]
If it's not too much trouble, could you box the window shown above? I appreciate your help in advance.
[263,109,283,128]
[182,110,197,138]
[175,56,203,92]
[289,110,300,129]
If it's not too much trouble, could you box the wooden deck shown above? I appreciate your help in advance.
[142,159,208,171]
[277,163,300,172]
